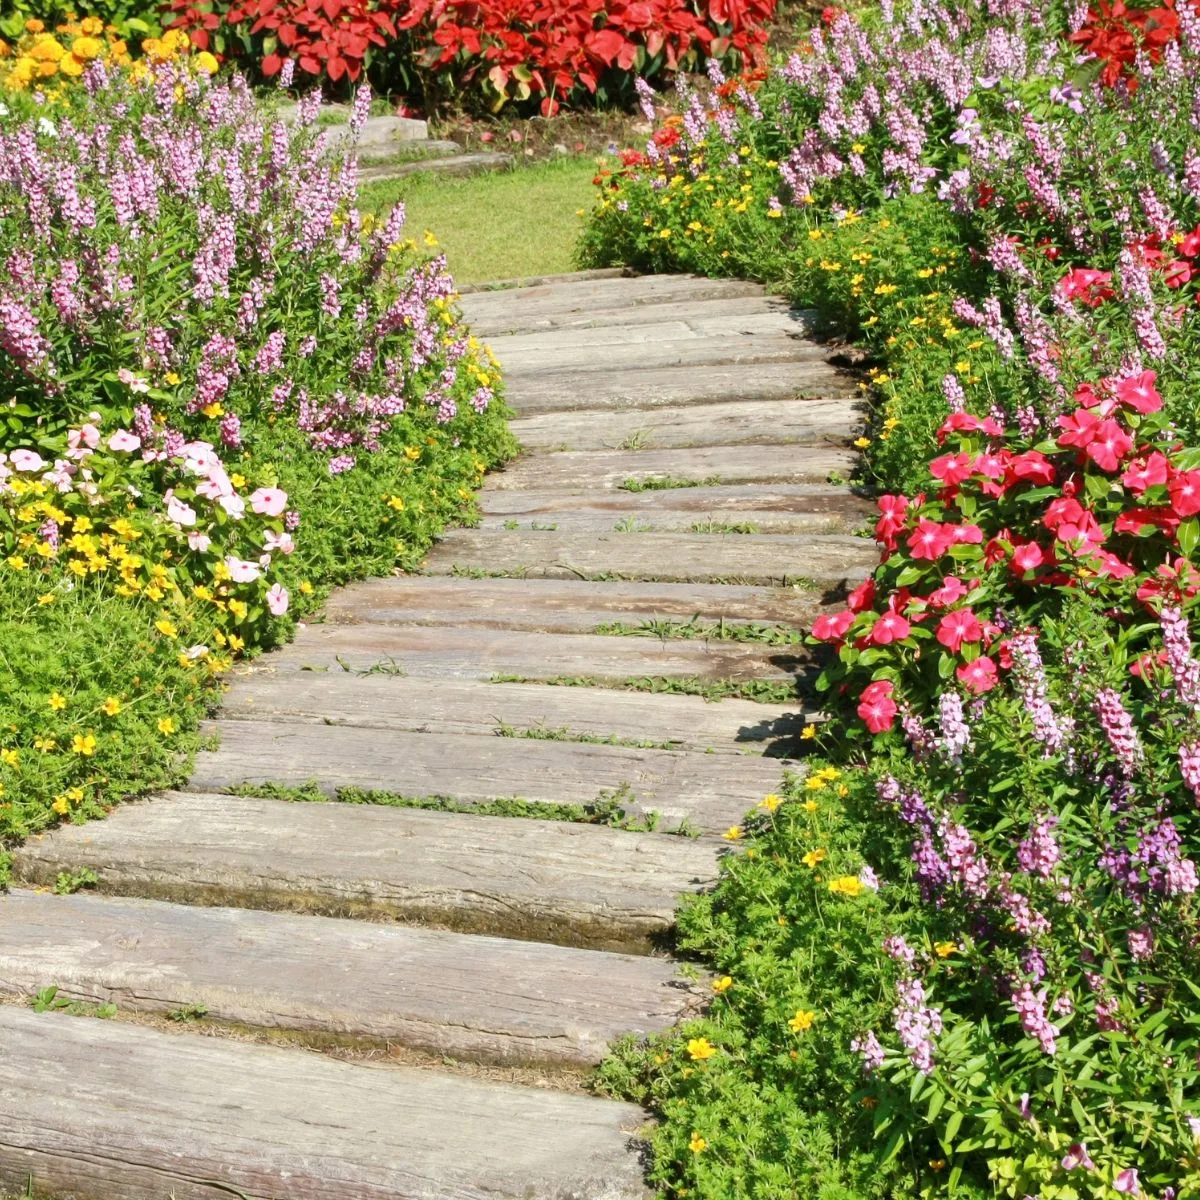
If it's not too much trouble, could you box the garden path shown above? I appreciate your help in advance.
[0,271,873,1200]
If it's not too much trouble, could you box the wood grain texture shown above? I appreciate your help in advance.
[501,361,849,415]
[318,574,836,632]
[190,719,789,830]
[261,623,808,682]
[0,1007,650,1200]
[487,444,856,490]
[0,889,698,1067]
[220,673,811,755]
[13,792,718,952]
[509,397,859,451]
[422,529,876,586]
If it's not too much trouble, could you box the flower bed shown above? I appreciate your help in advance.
[0,62,513,869]
[580,1,1200,1196]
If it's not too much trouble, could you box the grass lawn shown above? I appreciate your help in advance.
[358,156,600,284]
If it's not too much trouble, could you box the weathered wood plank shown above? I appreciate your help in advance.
[457,272,762,321]
[319,575,831,632]
[506,360,850,415]
[0,890,697,1068]
[479,509,854,534]
[466,293,792,338]
[190,720,788,831]
[489,309,819,359]
[488,444,856,490]
[458,267,627,295]
[422,529,875,586]
[13,792,717,952]
[0,1008,650,1200]
[510,397,859,451]
[261,623,808,683]
[499,332,824,377]
[221,674,811,755]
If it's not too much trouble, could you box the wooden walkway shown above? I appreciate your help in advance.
[0,272,872,1199]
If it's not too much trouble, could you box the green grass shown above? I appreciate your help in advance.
[358,157,599,284]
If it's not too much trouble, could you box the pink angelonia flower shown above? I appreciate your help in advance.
[10,449,46,472]
[224,556,261,582]
[249,487,288,516]
[266,583,290,616]
[107,430,141,452]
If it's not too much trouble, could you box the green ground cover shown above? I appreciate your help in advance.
[360,157,599,283]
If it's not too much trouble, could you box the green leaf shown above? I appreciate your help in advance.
[1178,518,1199,559]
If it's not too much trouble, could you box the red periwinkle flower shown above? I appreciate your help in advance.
[956,656,998,693]
[1085,419,1133,471]
[1169,469,1200,517]
[1115,506,1179,535]
[1011,541,1046,572]
[1008,450,1056,486]
[875,494,909,546]
[847,578,876,612]
[1056,407,1103,449]
[907,518,955,560]
[1115,369,1163,414]
[857,680,898,733]
[812,610,855,642]
[930,452,973,486]
[1122,451,1170,494]
[1090,549,1135,579]
[936,608,983,653]
[870,611,911,645]
[950,523,984,545]
[937,412,1005,443]
[928,574,968,607]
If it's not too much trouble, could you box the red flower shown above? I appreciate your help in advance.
[1056,407,1104,449]
[870,612,911,645]
[1084,419,1133,471]
[1055,266,1114,307]
[1163,259,1193,289]
[1169,469,1200,517]
[936,608,983,653]
[812,610,855,642]
[847,578,876,612]
[1008,450,1056,486]
[1011,541,1046,573]
[1115,506,1180,535]
[930,452,974,487]
[936,412,1005,443]
[857,680,898,733]
[1122,451,1170,494]
[1115,369,1163,414]
[907,518,955,560]
[927,575,968,607]
[875,494,909,548]
[1089,549,1135,579]
[956,656,998,694]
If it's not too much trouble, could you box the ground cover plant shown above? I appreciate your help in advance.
[580,1,1200,1196]
[0,63,513,872]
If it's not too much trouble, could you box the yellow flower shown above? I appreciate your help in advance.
[33,736,56,753]
[157,716,176,736]
[689,1132,708,1154]
[0,748,18,767]
[387,495,406,511]
[851,142,866,153]
[52,794,70,815]
[722,825,743,842]
[759,793,781,813]
[71,733,96,756]
[201,401,224,419]
[101,696,122,717]
[299,580,314,595]
[803,799,819,813]
[48,692,67,711]
[70,35,102,59]
[854,436,871,449]
[228,599,248,622]
[801,724,817,740]
[37,592,55,606]
[405,446,421,461]
[828,876,864,897]
[873,283,898,295]
[801,848,827,869]
[934,941,958,958]
[58,53,84,76]
[194,50,218,73]
[155,618,178,638]
[6,555,27,570]
[712,975,733,994]
[686,1037,717,1061]
[788,1009,816,1033]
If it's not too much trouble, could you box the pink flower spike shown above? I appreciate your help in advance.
[266,583,290,616]
[249,487,288,516]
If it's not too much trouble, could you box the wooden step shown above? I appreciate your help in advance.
[13,792,717,953]
[465,292,794,338]
[191,720,788,831]
[489,444,856,490]
[488,309,818,358]
[505,360,847,415]
[422,529,876,586]
[0,1007,648,1200]
[261,623,807,683]
[0,889,697,1068]
[221,674,811,755]
[358,150,514,184]
[320,575,830,632]
[510,397,858,451]
[459,268,628,295]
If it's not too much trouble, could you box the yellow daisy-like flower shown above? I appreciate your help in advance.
[37,592,56,606]
[6,555,27,570]
[155,618,178,638]
[722,826,743,842]
[101,696,122,717]
[803,799,819,813]
[0,748,18,767]
[758,793,781,813]
[801,848,827,869]
[788,1009,816,1033]
[828,876,864,898]
[712,975,733,994]
[72,733,96,756]
[686,1037,717,1061]
[854,436,871,449]
[193,50,218,73]
[157,716,176,736]
[689,1132,708,1154]
[934,941,958,958]
[801,724,818,740]
[48,692,67,711]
